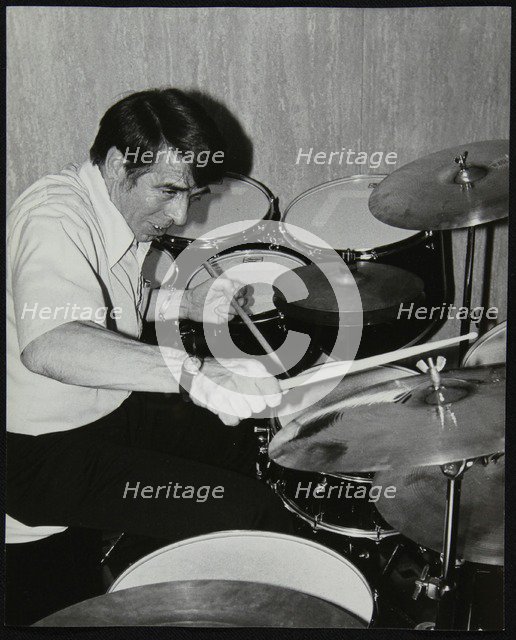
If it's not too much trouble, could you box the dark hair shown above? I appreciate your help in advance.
[90,88,226,186]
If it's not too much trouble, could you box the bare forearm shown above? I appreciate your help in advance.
[21,321,182,393]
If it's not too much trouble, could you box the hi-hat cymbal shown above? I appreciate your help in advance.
[34,579,366,627]
[375,457,504,565]
[274,261,424,326]
[269,365,505,473]
[368,140,509,230]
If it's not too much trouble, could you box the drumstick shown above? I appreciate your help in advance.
[278,332,478,391]
[202,261,289,375]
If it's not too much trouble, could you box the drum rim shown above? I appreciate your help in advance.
[461,321,507,367]
[281,173,427,255]
[165,172,277,245]
[108,529,374,609]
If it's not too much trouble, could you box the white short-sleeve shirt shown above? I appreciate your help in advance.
[7,161,151,542]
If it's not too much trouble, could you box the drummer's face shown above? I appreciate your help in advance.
[110,149,207,243]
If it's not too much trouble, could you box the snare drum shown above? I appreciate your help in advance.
[266,365,416,540]
[108,530,375,626]
[182,247,315,361]
[164,173,277,255]
[281,175,449,357]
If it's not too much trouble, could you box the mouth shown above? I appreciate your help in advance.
[150,223,169,235]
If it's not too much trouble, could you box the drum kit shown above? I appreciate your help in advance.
[41,141,508,627]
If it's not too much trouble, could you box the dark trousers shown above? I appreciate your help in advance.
[6,392,292,624]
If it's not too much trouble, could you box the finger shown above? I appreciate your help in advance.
[217,411,240,427]
[243,392,267,414]
[256,377,283,408]
[226,394,253,421]
[212,277,246,297]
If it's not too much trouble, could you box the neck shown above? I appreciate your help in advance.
[99,164,124,214]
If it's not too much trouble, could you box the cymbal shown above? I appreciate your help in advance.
[273,261,424,326]
[368,140,509,230]
[375,457,504,565]
[34,579,366,627]
[269,365,505,473]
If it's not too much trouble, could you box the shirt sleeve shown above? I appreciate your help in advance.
[10,211,109,354]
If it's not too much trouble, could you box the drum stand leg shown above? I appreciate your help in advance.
[459,226,476,361]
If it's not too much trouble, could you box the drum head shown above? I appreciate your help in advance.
[462,321,506,367]
[186,249,307,318]
[108,530,374,624]
[170,174,273,241]
[283,175,417,252]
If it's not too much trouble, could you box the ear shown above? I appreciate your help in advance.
[103,147,126,180]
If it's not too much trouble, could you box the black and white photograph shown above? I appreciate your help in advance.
[5,2,510,630]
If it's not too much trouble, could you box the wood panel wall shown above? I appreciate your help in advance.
[7,6,511,341]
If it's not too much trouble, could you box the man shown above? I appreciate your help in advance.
[6,88,292,624]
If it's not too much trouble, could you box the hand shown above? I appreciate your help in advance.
[189,358,282,426]
[182,277,251,324]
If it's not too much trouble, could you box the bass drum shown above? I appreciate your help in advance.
[266,365,416,540]
[108,530,375,627]
[461,321,506,367]
[281,175,450,358]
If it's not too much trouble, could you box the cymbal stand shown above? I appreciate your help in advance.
[413,459,470,629]
[455,151,483,362]
[459,224,476,361]
[413,358,471,629]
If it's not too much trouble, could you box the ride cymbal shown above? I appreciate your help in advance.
[269,365,505,473]
[368,140,509,230]
[375,457,504,565]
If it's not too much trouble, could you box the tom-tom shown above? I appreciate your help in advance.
[265,365,416,540]
[163,172,278,256]
[461,321,506,367]
[281,175,449,357]
[108,530,375,627]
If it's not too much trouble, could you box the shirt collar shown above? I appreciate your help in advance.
[78,161,136,267]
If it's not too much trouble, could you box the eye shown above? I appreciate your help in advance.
[190,187,210,202]
[161,189,178,198]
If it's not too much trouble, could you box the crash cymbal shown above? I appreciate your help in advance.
[273,261,424,326]
[375,457,504,565]
[269,364,505,473]
[34,579,366,627]
[368,140,509,230]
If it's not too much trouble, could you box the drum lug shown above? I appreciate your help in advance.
[271,479,285,493]
[312,512,323,532]
[314,477,328,496]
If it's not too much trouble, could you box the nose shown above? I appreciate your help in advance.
[167,194,189,227]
